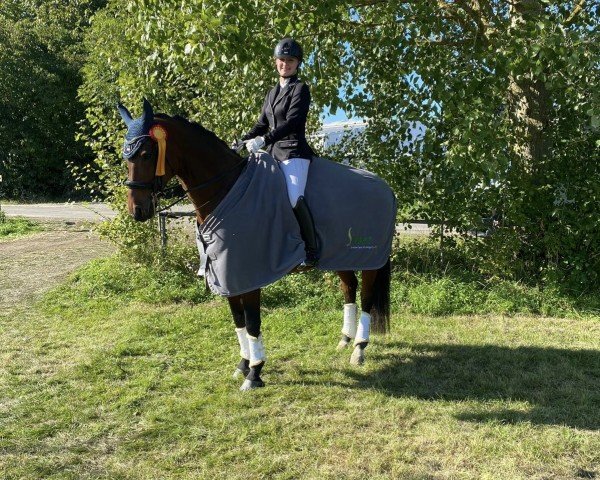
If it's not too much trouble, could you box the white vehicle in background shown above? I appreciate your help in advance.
[315,120,367,149]
[313,120,367,165]
[315,119,425,168]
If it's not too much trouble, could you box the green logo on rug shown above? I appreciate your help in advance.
[346,228,377,249]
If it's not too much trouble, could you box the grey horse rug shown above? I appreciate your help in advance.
[197,152,396,297]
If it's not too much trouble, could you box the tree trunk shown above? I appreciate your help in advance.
[507,0,553,277]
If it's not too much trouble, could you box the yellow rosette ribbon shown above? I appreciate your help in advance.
[150,124,168,176]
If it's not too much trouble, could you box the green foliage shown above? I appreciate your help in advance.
[92,212,211,304]
[0,0,105,200]
[397,277,595,317]
[390,236,600,317]
[0,216,42,239]
[59,252,211,306]
[76,0,599,290]
[67,232,600,318]
[94,210,161,265]
[262,270,341,310]
[325,2,599,289]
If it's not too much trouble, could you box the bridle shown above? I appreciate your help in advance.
[124,136,248,214]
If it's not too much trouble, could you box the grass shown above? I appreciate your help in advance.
[0,255,599,479]
[0,214,42,239]
[390,236,600,317]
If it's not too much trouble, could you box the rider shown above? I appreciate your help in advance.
[241,38,319,268]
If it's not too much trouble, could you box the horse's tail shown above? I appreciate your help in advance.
[370,258,391,334]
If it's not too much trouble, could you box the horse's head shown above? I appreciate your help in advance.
[118,98,172,221]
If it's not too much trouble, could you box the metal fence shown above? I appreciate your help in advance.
[157,209,496,250]
[157,210,439,250]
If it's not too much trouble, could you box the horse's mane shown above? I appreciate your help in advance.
[155,113,232,151]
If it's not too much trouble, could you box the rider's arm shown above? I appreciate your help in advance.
[242,94,270,141]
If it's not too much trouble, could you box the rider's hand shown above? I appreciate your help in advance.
[246,136,265,154]
[230,139,244,152]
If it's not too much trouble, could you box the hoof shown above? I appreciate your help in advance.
[337,335,352,350]
[232,367,250,379]
[350,344,366,366]
[240,379,265,391]
[299,258,317,269]
[233,359,250,379]
[294,264,315,273]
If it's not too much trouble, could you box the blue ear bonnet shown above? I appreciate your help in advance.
[117,99,154,159]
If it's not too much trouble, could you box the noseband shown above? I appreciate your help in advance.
[124,179,163,191]
[124,178,164,192]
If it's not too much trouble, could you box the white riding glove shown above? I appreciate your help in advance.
[246,136,265,154]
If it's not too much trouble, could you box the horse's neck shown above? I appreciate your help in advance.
[188,156,242,224]
[169,123,242,223]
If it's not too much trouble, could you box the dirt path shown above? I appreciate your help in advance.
[2,202,116,221]
[0,226,114,310]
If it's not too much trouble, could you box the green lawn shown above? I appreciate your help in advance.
[0,258,598,479]
[0,216,42,239]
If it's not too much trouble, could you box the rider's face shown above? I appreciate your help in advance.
[275,56,299,77]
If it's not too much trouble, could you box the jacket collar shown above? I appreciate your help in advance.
[270,75,299,109]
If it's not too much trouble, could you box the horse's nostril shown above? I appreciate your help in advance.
[134,206,143,221]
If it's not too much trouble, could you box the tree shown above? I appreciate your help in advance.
[0,0,105,199]
[80,0,599,288]
[336,1,599,287]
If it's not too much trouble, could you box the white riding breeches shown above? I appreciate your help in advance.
[279,157,311,208]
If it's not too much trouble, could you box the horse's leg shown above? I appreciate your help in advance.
[350,269,378,365]
[228,295,250,379]
[336,271,358,350]
[239,289,266,391]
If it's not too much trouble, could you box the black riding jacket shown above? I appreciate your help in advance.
[242,75,315,161]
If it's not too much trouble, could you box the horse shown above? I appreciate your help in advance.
[118,99,393,391]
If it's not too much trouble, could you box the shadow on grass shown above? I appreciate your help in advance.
[297,342,600,430]
[356,342,600,430]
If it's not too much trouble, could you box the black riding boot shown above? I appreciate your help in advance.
[293,196,319,268]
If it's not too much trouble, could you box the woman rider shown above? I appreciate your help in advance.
[241,38,319,268]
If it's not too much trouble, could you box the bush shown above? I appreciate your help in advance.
[405,278,478,316]
[0,216,41,239]
[262,270,341,310]
[74,225,600,318]
[58,253,211,306]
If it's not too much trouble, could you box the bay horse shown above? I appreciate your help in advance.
[118,99,391,391]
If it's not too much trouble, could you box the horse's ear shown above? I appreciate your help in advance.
[142,98,154,122]
[117,103,133,126]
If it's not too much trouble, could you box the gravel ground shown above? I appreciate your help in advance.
[1,202,116,221]
[0,223,114,311]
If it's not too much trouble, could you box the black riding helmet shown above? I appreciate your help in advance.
[274,38,303,64]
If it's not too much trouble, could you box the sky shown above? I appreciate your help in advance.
[323,108,356,124]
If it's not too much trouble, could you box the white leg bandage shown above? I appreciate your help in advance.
[247,333,266,367]
[235,327,250,360]
[354,311,371,345]
[342,303,358,338]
